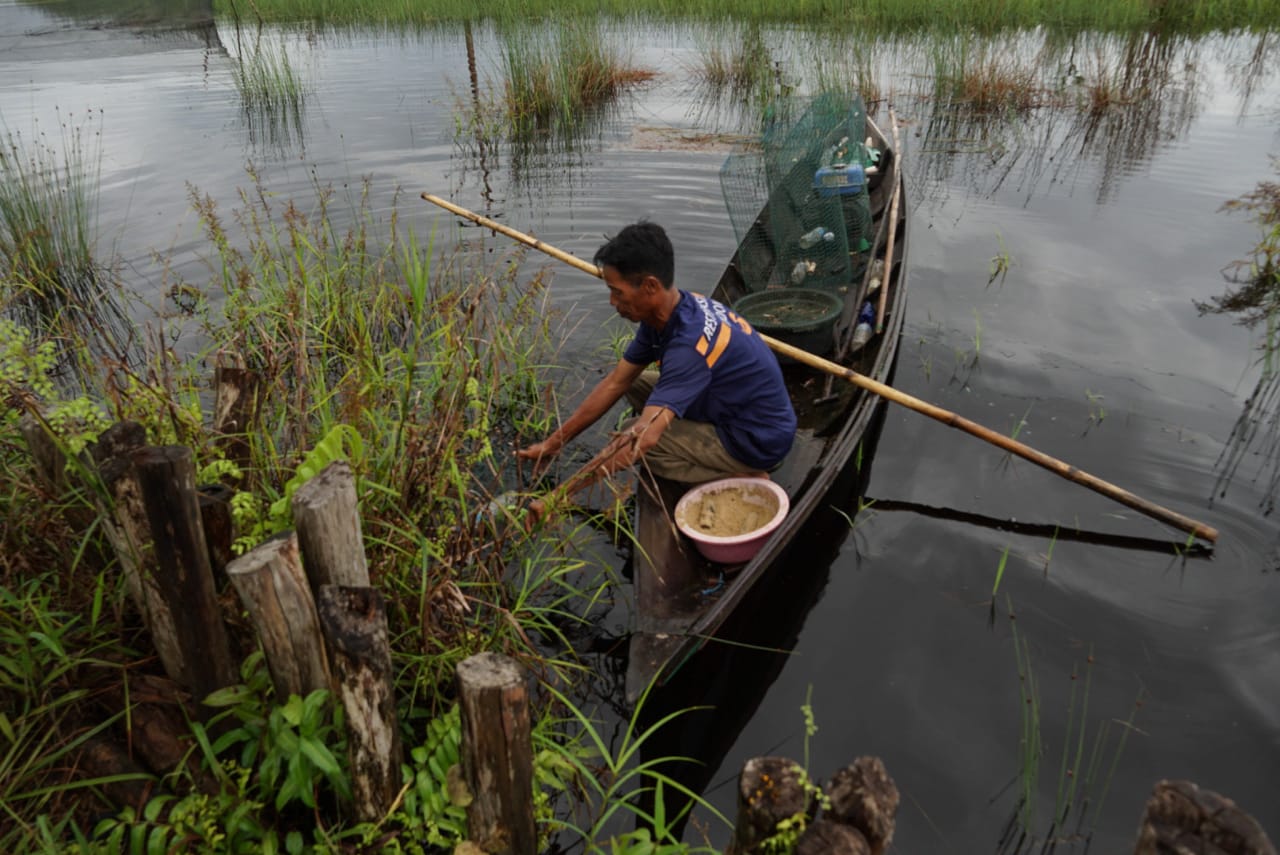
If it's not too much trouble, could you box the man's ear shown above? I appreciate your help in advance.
[641,274,663,293]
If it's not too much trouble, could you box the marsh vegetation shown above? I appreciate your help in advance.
[3,0,1280,851]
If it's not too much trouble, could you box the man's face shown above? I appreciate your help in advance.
[603,265,651,322]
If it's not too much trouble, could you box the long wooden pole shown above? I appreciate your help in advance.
[421,193,1219,544]
[875,106,902,336]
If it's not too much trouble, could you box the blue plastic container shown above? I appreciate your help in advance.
[813,162,866,197]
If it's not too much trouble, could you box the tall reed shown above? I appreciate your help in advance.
[230,39,310,149]
[212,0,1280,32]
[0,110,126,346]
[499,21,652,137]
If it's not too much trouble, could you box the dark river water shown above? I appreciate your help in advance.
[3,2,1278,851]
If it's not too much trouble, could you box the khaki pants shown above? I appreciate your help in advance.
[625,371,764,484]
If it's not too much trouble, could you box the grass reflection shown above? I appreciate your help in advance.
[207,0,1280,33]
[1203,160,1280,512]
[226,30,312,153]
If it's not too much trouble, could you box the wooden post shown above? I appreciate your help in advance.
[1135,779,1276,855]
[796,821,869,855]
[98,438,186,683]
[198,483,236,590]
[131,445,237,713]
[821,757,899,855]
[726,757,814,855]
[293,460,370,591]
[227,531,331,701]
[316,585,402,822]
[728,755,897,855]
[212,351,257,472]
[18,411,70,493]
[456,653,536,855]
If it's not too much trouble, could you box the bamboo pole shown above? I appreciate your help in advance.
[875,107,901,336]
[420,195,1219,544]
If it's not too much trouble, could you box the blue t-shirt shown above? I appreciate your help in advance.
[623,290,796,470]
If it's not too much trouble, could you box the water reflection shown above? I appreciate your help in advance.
[910,31,1206,205]
[19,0,214,28]
[1201,165,1280,513]
[222,23,312,155]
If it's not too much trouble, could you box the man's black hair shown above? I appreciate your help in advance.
[593,221,674,288]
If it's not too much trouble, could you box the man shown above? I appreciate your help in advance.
[517,221,796,520]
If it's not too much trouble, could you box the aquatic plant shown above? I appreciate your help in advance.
[229,38,310,150]
[0,167,665,849]
[499,20,654,138]
[988,231,1012,287]
[1202,158,1280,512]
[1002,598,1141,852]
[691,22,776,104]
[0,109,127,348]
[209,0,1280,33]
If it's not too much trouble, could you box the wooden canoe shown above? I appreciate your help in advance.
[625,111,910,703]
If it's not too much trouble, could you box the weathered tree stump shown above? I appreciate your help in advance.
[76,734,154,812]
[1135,779,1276,855]
[212,351,258,473]
[98,438,185,683]
[824,756,899,855]
[131,445,237,713]
[797,819,871,855]
[293,460,371,591]
[105,672,218,795]
[88,420,150,611]
[88,420,149,467]
[227,531,331,701]
[726,757,815,855]
[18,411,69,495]
[316,585,402,822]
[19,409,105,535]
[455,652,536,855]
[198,483,236,590]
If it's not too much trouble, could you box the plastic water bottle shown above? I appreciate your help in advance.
[789,260,814,285]
[850,301,875,350]
[799,227,835,249]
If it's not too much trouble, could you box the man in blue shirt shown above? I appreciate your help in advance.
[517,222,796,516]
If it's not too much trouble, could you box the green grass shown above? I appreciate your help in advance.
[499,21,654,138]
[0,109,127,346]
[229,38,310,148]
[210,0,1280,32]
[0,170,689,850]
[1004,597,1142,850]
[690,22,778,105]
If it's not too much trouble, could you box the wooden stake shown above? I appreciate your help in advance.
[131,445,237,713]
[212,351,258,473]
[726,756,814,855]
[227,531,331,700]
[419,195,1219,544]
[292,460,371,591]
[456,653,537,855]
[98,438,186,684]
[317,585,402,822]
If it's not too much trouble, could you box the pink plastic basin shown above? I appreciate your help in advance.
[674,477,790,565]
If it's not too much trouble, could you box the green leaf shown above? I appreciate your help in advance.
[299,737,340,777]
[204,684,255,707]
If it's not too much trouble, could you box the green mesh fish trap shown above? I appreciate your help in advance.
[720,91,876,294]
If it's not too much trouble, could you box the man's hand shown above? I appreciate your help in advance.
[516,436,563,471]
